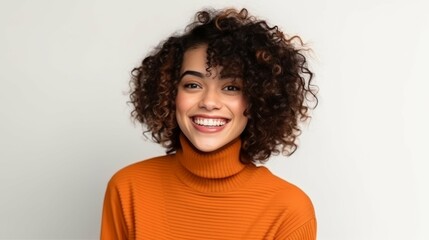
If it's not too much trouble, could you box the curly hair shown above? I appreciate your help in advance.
[130,8,318,163]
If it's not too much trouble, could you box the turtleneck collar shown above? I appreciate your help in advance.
[174,134,257,192]
[176,134,245,179]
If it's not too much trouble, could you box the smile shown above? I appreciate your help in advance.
[192,117,228,127]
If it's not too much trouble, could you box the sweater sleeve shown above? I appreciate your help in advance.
[278,218,317,240]
[100,179,128,240]
[273,183,317,240]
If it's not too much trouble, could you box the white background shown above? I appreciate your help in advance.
[1,0,428,239]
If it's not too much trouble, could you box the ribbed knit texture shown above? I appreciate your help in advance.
[101,135,316,239]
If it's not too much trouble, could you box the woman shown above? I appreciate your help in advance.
[101,8,318,239]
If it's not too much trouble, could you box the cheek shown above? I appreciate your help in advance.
[175,91,193,115]
[234,97,248,116]
[228,97,248,128]
[175,92,185,113]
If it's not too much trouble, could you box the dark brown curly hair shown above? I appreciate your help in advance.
[130,8,318,163]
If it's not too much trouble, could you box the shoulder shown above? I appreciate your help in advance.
[254,167,317,237]
[107,154,175,190]
[255,166,315,217]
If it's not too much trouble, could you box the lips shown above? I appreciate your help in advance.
[192,116,229,127]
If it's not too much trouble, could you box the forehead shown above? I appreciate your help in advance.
[181,45,208,72]
[180,44,244,81]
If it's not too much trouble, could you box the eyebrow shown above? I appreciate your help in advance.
[179,70,242,82]
[179,70,204,80]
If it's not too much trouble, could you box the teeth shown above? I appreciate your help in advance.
[193,117,227,127]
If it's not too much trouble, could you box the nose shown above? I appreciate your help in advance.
[198,88,222,111]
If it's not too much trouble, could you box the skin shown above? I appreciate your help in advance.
[175,45,248,152]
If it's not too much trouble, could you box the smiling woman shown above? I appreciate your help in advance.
[101,7,318,240]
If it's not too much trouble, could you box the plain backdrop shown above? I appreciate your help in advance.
[1,0,428,239]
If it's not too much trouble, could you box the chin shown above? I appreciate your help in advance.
[192,141,222,152]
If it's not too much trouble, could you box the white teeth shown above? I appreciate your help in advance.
[193,117,227,127]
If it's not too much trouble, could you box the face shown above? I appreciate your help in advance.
[175,45,248,152]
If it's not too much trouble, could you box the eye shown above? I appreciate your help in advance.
[183,83,201,89]
[223,85,241,91]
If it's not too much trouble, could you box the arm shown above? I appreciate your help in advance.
[100,180,128,240]
[273,184,317,240]
[275,218,317,240]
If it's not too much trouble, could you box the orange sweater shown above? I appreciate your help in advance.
[101,136,316,239]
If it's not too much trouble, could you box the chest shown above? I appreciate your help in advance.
[129,185,285,239]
